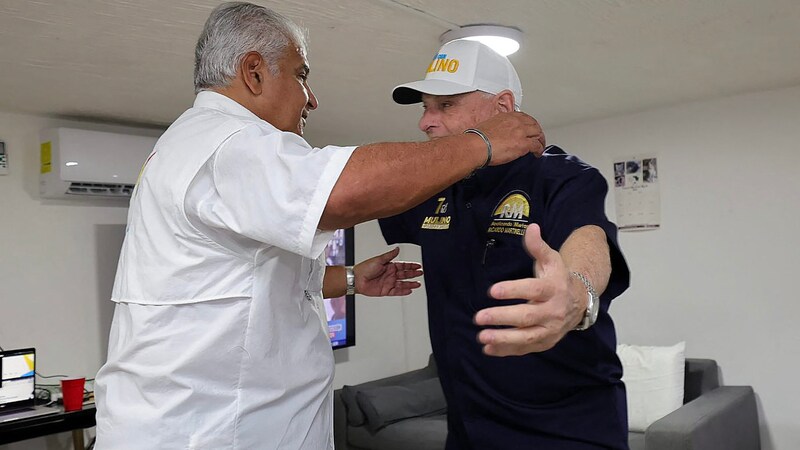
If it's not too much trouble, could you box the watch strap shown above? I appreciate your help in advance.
[571,271,598,331]
[345,266,356,296]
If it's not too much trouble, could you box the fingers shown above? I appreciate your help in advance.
[532,119,545,153]
[389,281,422,296]
[486,278,553,306]
[393,261,422,270]
[512,112,544,157]
[396,269,424,280]
[531,131,546,157]
[475,111,546,165]
[377,247,401,263]
[523,224,557,267]
[394,263,423,280]
[474,302,553,328]
[476,301,565,355]
[525,116,546,157]
[475,283,570,356]
[478,327,560,356]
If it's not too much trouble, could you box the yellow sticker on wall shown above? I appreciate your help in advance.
[40,142,52,174]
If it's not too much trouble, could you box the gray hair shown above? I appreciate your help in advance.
[194,2,308,93]
[476,90,521,111]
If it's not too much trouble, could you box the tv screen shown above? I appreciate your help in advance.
[323,228,355,349]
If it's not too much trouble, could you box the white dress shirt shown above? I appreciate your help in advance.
[94,91,356,449]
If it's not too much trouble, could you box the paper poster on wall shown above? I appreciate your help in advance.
[613,156,660,231]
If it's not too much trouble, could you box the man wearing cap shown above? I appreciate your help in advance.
[380,40,630,449]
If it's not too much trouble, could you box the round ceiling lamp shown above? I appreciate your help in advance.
[439,24,523,56]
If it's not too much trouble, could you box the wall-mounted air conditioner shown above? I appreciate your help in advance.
[39,128,158,200]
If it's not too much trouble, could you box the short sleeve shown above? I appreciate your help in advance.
[379,212,418,246]
[210,124,356,259]
[539,155,630,301]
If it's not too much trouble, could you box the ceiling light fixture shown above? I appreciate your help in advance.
[439,24,523,56]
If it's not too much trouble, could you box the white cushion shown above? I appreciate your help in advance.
[617,342,686,432]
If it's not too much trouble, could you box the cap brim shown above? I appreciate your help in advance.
[392,79,478,104]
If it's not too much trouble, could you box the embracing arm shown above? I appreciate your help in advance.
[319,112,545,230]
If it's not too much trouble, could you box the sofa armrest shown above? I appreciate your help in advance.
[334,388,350,450]
[683,359,720,403]
[645,386,760,450]
[335,356,439,448]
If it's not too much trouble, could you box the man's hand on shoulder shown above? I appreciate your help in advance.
[473,111,546,163]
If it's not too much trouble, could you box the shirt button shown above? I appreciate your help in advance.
[465,202,472,208]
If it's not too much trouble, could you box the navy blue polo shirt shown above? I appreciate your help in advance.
[379,147,631,450]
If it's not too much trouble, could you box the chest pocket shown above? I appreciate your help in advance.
[471,235,534,312]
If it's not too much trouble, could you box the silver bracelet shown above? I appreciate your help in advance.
[464,128,492,169]
[345,266,356,296]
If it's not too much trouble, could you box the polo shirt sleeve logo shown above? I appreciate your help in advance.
[487,191,531,236]
[421,196,451,230]
[427,53,460,74]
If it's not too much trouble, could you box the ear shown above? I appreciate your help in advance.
[240,51,266,95]
[495,90,516,113]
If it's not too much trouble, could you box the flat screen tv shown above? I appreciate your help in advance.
[323,228,355,349]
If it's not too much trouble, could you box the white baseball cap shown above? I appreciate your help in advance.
[392,39,523,109]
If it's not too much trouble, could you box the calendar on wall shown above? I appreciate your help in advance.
[613,155,660,231]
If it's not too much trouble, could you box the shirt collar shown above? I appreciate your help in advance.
[193,90,264,123]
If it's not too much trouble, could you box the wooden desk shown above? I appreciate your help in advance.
[0,405,96,449]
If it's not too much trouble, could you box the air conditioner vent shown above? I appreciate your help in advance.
[66,182,134,197]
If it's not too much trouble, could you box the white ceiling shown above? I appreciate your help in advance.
[1,0,799,145]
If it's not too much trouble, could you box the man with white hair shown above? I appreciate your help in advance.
[93,2,545,449]
[380,40,631,449]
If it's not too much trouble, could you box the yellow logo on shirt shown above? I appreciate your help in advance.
[487,192,530,236]
[421,197,451,230]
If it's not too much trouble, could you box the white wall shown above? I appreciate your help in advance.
[546,85,800,450]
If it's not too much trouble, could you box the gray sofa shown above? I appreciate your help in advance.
[334,355,760,450]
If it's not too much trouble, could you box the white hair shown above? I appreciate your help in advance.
[193,2,308,93]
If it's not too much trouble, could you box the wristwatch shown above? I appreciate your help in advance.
[345,266,356,296]
[571,272,599,331]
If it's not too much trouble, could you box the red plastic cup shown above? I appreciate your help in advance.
[61,378,85,412]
